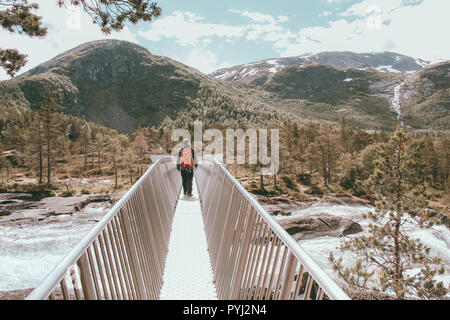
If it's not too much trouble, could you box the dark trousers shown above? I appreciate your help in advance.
[181,167,194,195]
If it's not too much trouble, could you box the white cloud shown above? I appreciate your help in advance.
[275,0,450,63]
[139,9,293,51]
[1,0,447,79]
[228,9,277,24]
[174,49,232,74]
[139,10,247,46]
[320,11,333,17]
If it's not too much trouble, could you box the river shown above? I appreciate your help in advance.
[1,201,448,298]
[291,203,450,297]
[0,204,108,291]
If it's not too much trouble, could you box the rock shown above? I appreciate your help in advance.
[425,209,450,229]
[0,209,11,217]
[0,193,115,225]
[438,214,450,229]
[262,202,312,217]
[0,288,34,300]
[277,213,362,240]
[322,194,370,206]
[74,194,112,211]
[0,194,36,218]
[39,196,90,216]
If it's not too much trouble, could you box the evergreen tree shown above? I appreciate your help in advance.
[330,128,448,300]
[39,88,61,185]
[94,131,107,174]
[27,118,44,183]
[435,136,449,188]
[308,126,341,186]
[108,135,125,189]
[133,129,148,176]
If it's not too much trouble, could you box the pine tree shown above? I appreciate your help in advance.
[133,129,148,176]
[108,136,124,190]
[39,88,61,185]
[435,136,449,188]
[422,136,439,186]
[94,132,107,174]
[27,119,44,183]
[77,125,92,171]
[330,127,448,300]
[308,126,341,187]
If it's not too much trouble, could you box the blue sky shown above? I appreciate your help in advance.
[1,0,449,79]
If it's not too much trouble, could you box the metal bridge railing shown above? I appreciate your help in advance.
[26,157,181,300]
[196,157,350,300]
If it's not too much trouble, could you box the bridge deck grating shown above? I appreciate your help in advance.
[159,178,218,300]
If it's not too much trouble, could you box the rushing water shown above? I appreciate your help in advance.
[292,203,450,296]
[0,205,108,291]
[1,200,449,298]
[392,83,405,126]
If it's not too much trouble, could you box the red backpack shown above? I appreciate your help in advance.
[180,148,193,167]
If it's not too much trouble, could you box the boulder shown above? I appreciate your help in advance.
[424,209,450,229]
[322,193,370,206]
[277,213,362,240]
[0,288,34,300]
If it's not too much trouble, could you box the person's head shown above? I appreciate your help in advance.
[182,139,190,148]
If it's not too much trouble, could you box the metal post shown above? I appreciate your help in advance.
[77,252,97,300]
[279,253,297,300]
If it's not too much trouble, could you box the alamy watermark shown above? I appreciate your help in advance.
[170,121,280,175]
[366,5,383,30]
[66,4,81,30]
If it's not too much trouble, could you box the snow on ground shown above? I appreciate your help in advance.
[415,58,430,68]
[266,59,280,65]
[241,68,258,78]
[343,78,353,82]
[376,65,402,73]
[269,67,278,74]
[215,70,236,80]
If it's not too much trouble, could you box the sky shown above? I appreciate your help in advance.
[1,0,449,80]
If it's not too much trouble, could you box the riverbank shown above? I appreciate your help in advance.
[0,192,119,295]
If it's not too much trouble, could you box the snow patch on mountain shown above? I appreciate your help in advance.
[241,69,258,78]
[215,70,236,80]
[376,65,402,73]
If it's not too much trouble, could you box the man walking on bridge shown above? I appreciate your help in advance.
[177,139,198,197]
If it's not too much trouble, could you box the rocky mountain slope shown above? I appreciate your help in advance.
[212,52,449,130]
[210,51,426,87]
[399,61,450,129]
[1,41,448,132]
[1,40,281,133]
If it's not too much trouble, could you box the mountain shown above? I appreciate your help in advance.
[1,40,281,133]
[399,61,450,129]
[210,52,427,87]
[257,62,403,130]
[1,41,447,132]
[211,52,449,130]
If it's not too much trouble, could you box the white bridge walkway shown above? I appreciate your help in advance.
[159,179,218,300]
